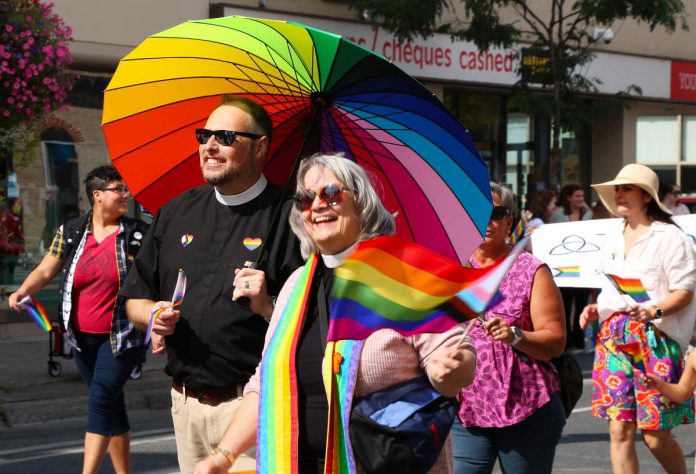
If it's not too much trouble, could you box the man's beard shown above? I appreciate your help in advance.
[203,168,236,187]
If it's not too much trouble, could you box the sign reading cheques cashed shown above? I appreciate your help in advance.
[530,215,696,288]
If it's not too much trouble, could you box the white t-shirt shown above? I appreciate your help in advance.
[597,220,696,351]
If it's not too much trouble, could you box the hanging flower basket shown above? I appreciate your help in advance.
[0,0,74,134]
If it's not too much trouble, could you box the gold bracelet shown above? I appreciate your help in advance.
[212,446,234,466]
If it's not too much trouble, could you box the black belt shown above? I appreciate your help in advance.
[172,380,244,406]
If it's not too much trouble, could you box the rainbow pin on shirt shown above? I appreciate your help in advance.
[145,268,187,344]
[181,234,193,247]
[243,237,262,251]
[19,296,51,332]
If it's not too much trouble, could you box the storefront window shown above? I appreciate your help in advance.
[636,115,695,196]
[41,129,80,249]
[559,130,581,185]
[443,90,502,179]
[506,113,532,209]
[636,116,679,164]
[684,116,696,163]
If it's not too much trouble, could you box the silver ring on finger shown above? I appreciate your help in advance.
[244,280,250,290]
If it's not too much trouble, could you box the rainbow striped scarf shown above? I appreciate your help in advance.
[257,254,363,474]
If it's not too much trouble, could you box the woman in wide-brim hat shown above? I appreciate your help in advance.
[580,163,696,474]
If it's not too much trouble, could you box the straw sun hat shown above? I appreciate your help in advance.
[591,163,672,217]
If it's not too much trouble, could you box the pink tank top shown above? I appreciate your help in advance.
[457,251,560,427]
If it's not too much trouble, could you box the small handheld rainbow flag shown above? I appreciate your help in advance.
[510,210,533,245]
[604,273,650,304]
[145,268,187,344]
[328,236,523,341]
[19,296,51,332]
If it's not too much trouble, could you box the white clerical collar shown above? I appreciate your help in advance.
[214,175,267,206]
[321,241,359,268]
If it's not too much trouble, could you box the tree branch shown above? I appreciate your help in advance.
[512,1,550,43]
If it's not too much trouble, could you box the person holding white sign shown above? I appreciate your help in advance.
[580,164,696,474]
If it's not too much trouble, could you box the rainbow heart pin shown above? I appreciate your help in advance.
[243,237,262,251]
[181,234,193,247]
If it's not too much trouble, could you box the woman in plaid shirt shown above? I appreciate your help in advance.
[9,165,149,474]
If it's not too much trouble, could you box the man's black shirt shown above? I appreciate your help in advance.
[120,182,302,389]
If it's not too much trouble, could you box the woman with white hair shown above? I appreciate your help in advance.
[581,164,696,474]
[194,153,477,474]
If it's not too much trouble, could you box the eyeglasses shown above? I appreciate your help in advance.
[100,186,130,196]
[194,128,262,146]
[490,206,511,221]
[294,183,355,211]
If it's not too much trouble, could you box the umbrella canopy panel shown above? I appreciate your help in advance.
[102,15,492,264]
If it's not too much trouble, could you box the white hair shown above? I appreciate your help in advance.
[289,153,396,258]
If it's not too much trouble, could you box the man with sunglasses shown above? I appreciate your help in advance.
[120,96,302,473]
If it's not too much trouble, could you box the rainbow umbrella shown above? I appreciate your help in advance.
[102,15,491,263]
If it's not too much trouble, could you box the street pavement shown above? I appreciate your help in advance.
[0,328,171,427]
[1,330,695,473]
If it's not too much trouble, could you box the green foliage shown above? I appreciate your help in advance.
[580,0,688,31]
[353,0,449,41]
[0,0,74,168]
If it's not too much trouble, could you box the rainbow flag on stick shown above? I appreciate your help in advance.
[328,236,525,341]
[19,296,51,332]
[604,273,650,304]
[145,268,187,344]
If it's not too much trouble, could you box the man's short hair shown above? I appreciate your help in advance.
[218,95,273,144]
[85,165,123,205]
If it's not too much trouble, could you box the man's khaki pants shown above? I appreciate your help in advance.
[171,388,256,473]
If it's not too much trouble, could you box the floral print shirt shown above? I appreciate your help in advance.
[457,251,560,427]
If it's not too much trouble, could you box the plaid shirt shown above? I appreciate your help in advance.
[50,216,145,355]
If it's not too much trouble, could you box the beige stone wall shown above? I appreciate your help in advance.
[16,107,109,254]
[590,100,696,197]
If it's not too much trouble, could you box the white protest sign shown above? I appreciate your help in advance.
[530,215,696,288]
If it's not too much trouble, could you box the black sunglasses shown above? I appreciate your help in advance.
[490,206,511,221]
[194,128,262,146]
[294,183,354,211]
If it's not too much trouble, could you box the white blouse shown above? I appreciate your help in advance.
[597,220,696,351]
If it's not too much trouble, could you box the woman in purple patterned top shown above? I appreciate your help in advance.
[451,183,567,474]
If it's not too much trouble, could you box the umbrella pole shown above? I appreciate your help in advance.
[252,101,324,268]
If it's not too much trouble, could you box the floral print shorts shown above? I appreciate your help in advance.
[591,312,694,431]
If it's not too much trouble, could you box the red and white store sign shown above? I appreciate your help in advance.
[224,6,519,86]
[224,6,682,102]
[671,61,696,101]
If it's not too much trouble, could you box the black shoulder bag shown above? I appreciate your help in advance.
[551,352,583,418]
